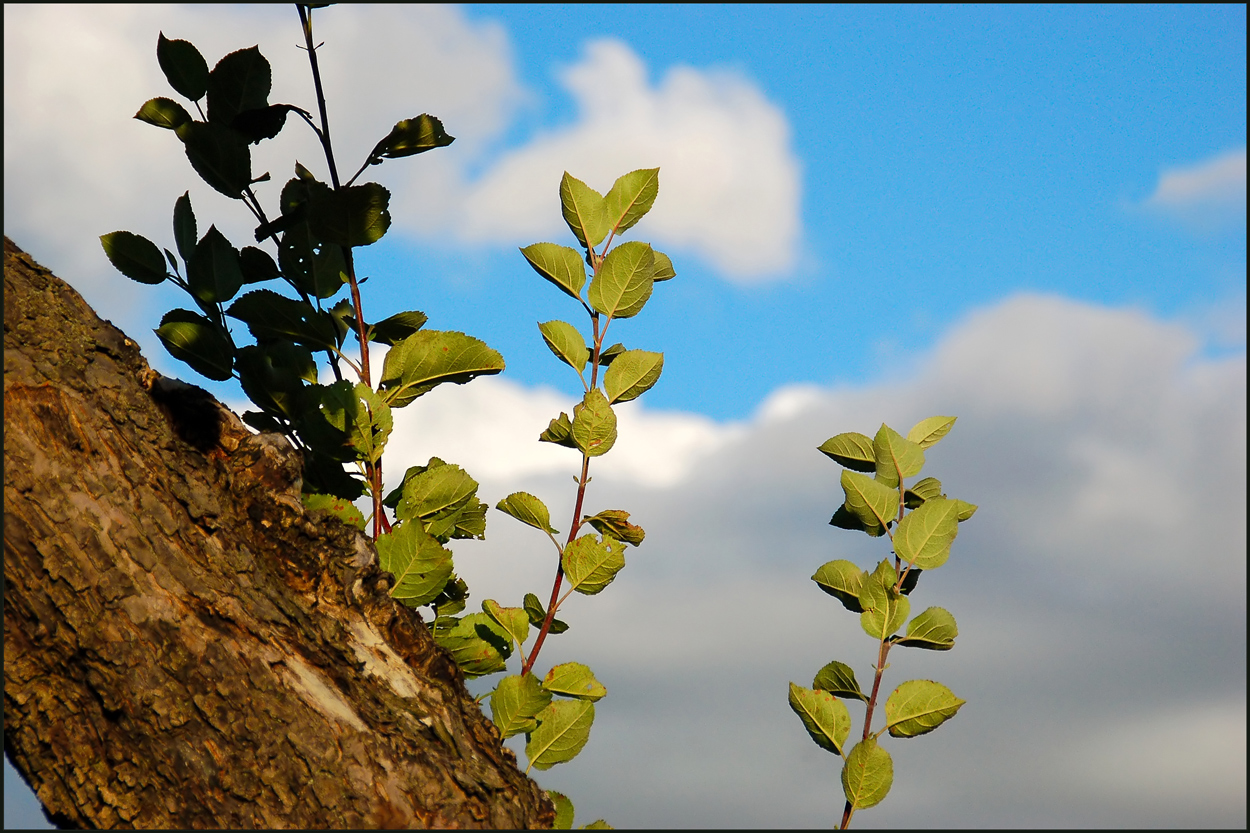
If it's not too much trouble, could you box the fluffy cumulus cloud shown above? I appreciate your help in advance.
[358,292,1242,828]
[434,39,802,282]
[1141,147,1248,233]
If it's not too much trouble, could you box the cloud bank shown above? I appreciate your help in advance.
[369,292,1245,828]
[1141,147,1247,233]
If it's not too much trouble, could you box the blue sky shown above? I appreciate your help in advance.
[4,4,1246,828]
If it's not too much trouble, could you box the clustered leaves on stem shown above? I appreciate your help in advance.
[791,417,976,829]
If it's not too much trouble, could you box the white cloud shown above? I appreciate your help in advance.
[364,292,1244,827]
[438,39,802,282]
[1141,147,1247,232]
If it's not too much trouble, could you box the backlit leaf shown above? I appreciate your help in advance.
[156,33,208,101]
[154,309,234,381]
[539,320,589,373]
[571,389,617,457]
[788,683,851,755]
[226,288,338,349]
[811,559,867,613]
[588,241,654,320]
[173,192,197,263]
[954,499,978,522]
[134,97,191,131]
[842,738,893,809]
[561,534,626,595]
[375,522,452,607]
[885,679,965,738]
[813,661,868,703]
[521,242,587,301]
[101,231,167,285]
[206,46,271,126]
[818,432,877,472]
[603,168,659,235]
[238,246,280,284]
[894,497,959,570]
[560,172,609,250]
[187,226,244,304]
[496,492,558,535]
[543,662,606,701]
[651,249,676,282]
[369,114,454,160]
[873,423,925,488]
[176,120,251,198]
[603,350,663,403]
[906,415,957,449]
[491,673,551,739]
[308,182,391,247]
[527,700,594,771]
[379,330,505,408]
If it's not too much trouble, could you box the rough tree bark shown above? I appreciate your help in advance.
[3,237,555,829]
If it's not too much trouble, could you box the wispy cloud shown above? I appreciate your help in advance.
[1141,147,1247,232]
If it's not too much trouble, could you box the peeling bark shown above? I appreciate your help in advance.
[3,237,554,829]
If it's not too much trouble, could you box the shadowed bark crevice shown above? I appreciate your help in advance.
[3,237,553,829]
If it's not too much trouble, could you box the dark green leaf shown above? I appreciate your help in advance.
[175,120,251,198]
[230,103,306,144]
[187,225,244,304]
[101,231,167,285]
[134,97,191,131]
[226,288,338,349]
[157,33,208,100]
[234,341,316,419]
[238,246,280,284]
[206,46,271,126]
[369,114,454,161]
[367,310,428,345]
[155,309,234,381]
[173,192,197,263]
[308,182,391,247]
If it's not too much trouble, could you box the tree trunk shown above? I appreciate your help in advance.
[3,237,554,829]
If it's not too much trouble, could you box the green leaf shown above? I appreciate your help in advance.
[172,192,197,263]
[539,412,579,449]
[526,699,594,771]
[603,168,660,235]
[226,289,338,349]
[206,46,271,126]
[230,103,303,145]
[885,679,965,738]
[841,470,899,536]
[581,821,612,829]
[302,493,366,530]
[491,673,552,739]
[375,522,453,608]
[483,600,530,650]
[379,330,505,408]
[234,342,316,420]
[841,738,893,810]
[433,612,511,678]
[496,492,558,535]
[346,383,392,465]
[308,182,391,247]
[523,593,569,634]
[873,423,925,489]
[238,246,279,284]
[187,226,245,305]
[859,561,910,640]
[817,432,877,472]
[953,499,978,522]
[543,662,607,701]
[560,172,609,250]
[521,243,587,302]
[651,249,676,282]
[561,534,626,596]
[893,607,958,651]
[582,509,644,547]
[154,309,234,381]
[894,497,959,570]
[278,223,346,300]
[811,560,866,613]
[588,241,654,320]
[813,661,869,703]
[368,114,454,161]
[134,97,191,131]
[788,683,851,755]
[156,33,208,100]
[602,350,663,404]
[903,476,943,509]
[598,342,625,366]
[101,231,168,285]
[547,790,575,830]
[394,458,485,542]
[431,575,469,621]
[571,389,617,457]
[906,415,957,449]
[175,120,251,198]
[368,310,428,345]
[539,320,589,373]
